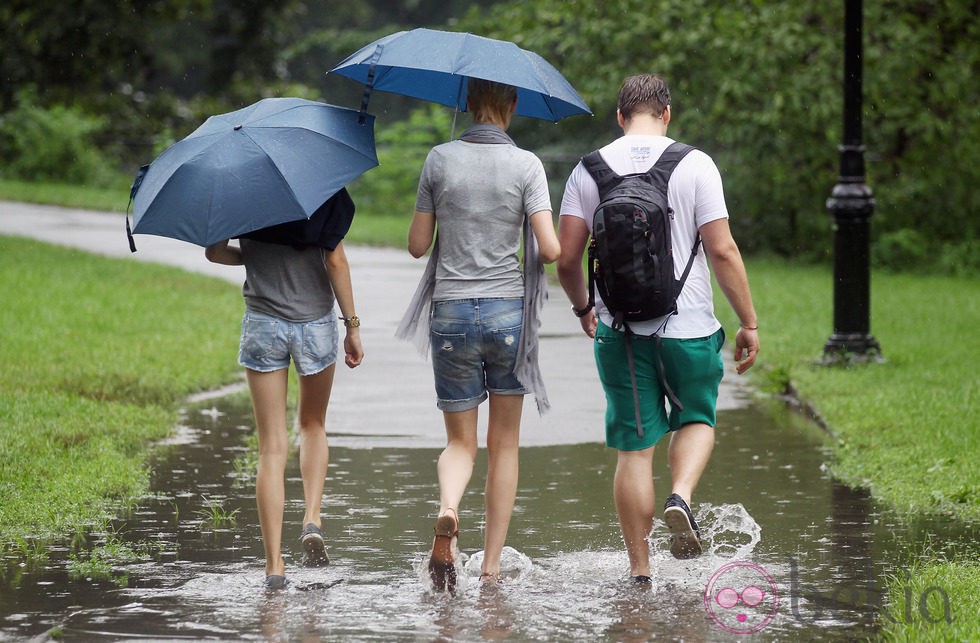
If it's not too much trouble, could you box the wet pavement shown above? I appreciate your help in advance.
[2,390,926,641]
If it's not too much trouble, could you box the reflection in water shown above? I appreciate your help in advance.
[1,397,976,640]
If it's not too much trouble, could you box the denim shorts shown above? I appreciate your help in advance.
[238,309,339,376]
[594,321,725,451]
[429,298,527,412]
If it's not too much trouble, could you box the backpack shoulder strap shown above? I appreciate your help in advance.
[648,142,696,186]
[581,150,621,197]
[655,142,701,297]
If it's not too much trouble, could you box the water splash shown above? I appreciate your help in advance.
[464,546,534,580]
[646,503,763,592]
[698,502,762,560]
[648,502,760,560]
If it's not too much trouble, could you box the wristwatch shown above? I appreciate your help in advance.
[343,315,360,328]
[572,303,594,318]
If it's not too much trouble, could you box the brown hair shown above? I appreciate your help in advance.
[617,74,671,120]
[467,77,518,125]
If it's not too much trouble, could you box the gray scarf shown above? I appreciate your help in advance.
[395,124,550,414]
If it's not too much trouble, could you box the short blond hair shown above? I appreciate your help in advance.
[467,77,517,124]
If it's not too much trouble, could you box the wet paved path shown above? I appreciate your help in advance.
[0,200,751,447]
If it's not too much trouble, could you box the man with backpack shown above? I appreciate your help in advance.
[556,74,759,583]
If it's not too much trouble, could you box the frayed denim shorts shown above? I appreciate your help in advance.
[429,297,527,412]
[238,309,338,376]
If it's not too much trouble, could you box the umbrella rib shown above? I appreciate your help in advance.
[238,128,306,215]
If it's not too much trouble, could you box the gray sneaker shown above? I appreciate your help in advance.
[663,493,703,559]
[265,574,288,591]
[300,523,329,567]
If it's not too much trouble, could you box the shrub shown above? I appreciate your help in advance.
[0,88,117,186]
[872,228,931,271]
[349,104,452,218]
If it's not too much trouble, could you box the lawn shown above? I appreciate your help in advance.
[718,259,979,522]
[0,236,243,542]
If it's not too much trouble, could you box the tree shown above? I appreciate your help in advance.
[460,0,978,271]
[0,1,207,110]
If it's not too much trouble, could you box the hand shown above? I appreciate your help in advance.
[580,312,597,338]
[343,330,363,368]
[733,327,759,374]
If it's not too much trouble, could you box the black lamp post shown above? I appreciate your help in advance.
[823,0,882,361]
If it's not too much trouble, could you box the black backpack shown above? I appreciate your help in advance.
[584,141,698,327]
[583,142,699,437]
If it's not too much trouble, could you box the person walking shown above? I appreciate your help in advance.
[556,74,759,583]
[397,78,561,591]
[205,190,364,590]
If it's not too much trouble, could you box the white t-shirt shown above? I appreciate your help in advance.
[560,135,728,338]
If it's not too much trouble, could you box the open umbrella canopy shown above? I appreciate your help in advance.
[330,28,591,122]
[131,97,378,248]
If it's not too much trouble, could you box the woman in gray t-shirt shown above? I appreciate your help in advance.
[406,78,560,590]
[206,223,363,590]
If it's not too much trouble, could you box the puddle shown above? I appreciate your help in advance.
[1,396,975,640]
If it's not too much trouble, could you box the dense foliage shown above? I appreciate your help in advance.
[0,0,975,273]
[463,0,979,273]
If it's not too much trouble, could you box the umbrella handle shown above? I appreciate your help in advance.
[358,45,385,125]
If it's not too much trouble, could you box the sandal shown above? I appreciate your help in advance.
[479,572,502,585]
[428,508,459,592]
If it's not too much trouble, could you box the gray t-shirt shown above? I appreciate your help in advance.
[240,239,335,322]
[415,140,551,300]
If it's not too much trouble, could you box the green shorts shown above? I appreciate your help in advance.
[594,321,726,451]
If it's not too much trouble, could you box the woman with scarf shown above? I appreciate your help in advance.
[398,78,560,591]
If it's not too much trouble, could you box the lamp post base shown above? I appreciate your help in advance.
[820,332,883,365]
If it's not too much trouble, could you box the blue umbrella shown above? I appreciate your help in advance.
[130,97,378,248]
[330,28,591,122]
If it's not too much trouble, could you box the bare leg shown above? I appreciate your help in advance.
[614,447,656,578]
[429,408,478,590]
[667,423,715,503]
[437,407,479,517]
[247,368,289,577]
[481,393,523,577]
[297,365,335,529]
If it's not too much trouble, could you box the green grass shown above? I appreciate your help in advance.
[0,177,132,213]
[0,236,243,542]
[716,259,979,522]
[194,496,241,528]
[878,560,979,641]
[345,211,412,247]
